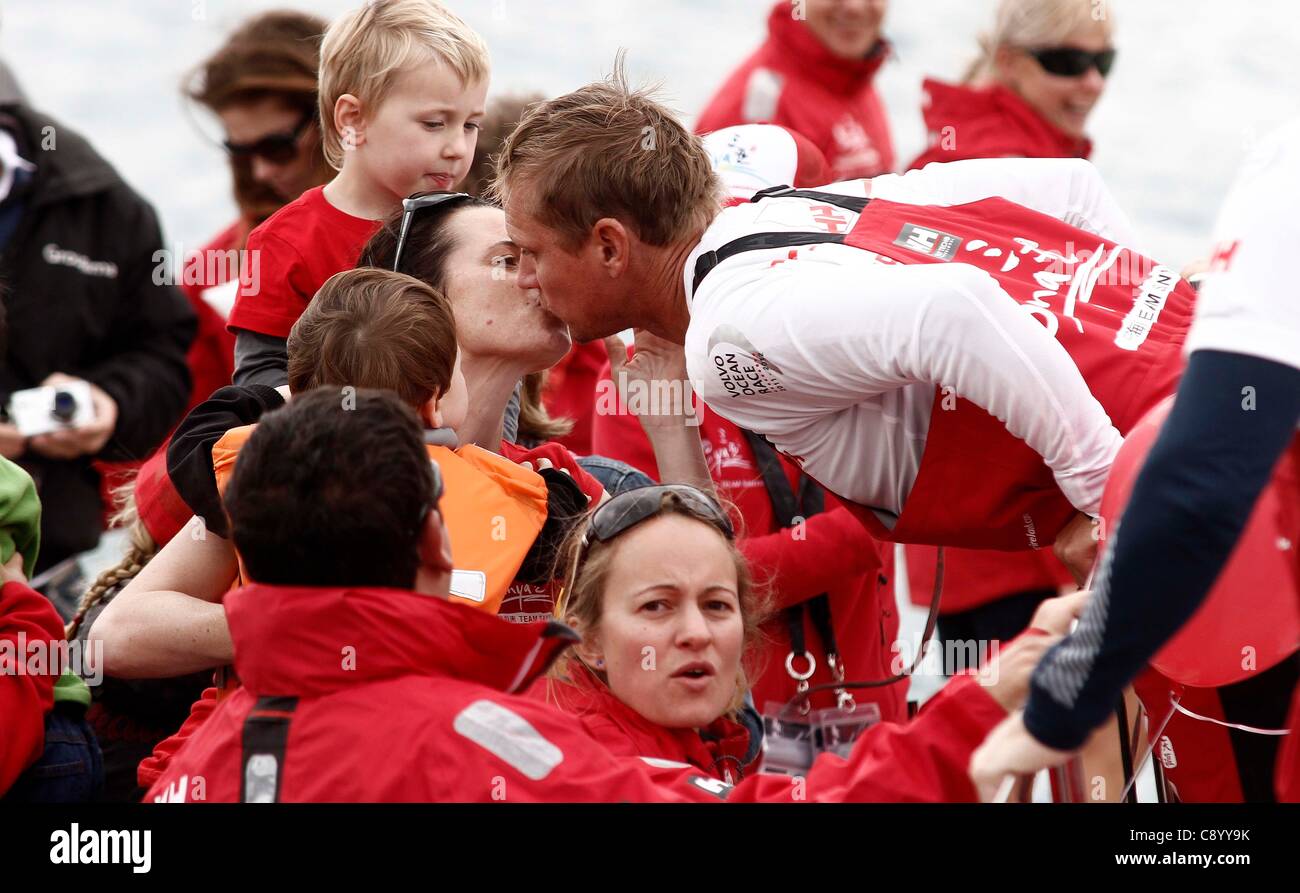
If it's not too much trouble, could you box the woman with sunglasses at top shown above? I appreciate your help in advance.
[539,483,1091,793]
[911,0,1114,170]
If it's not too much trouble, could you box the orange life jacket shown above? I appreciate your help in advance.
[210,424,549,614]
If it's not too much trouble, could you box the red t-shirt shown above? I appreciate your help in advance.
[227,186,381,339]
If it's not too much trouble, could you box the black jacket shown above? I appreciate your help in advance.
[0,103,195,570]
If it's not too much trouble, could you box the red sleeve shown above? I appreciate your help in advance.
[226,227,311,339]
[740,506,882,611]
[137,686,220,794]
[0,581,65,794]
[499,441,605,505]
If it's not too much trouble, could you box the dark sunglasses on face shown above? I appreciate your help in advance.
[556,484,735,619]
[222,110,315,164]
[391,191,474,273]
[1027,46,1116,78]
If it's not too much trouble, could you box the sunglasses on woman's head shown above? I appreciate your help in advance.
[391,191,473,273]
[1027,46,1116,78]
[222,110,315,164]
[555,484,734,620]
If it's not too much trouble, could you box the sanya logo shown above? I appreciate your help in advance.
[893,224,963,261]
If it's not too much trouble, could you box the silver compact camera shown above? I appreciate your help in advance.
[6,381,96,437]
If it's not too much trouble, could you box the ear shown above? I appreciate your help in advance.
[418,508,454,576]
[333,93,366,152]
[992,45,1022,86]
[420,394,443,430]
[591,217,631,277]
[570,624,605,669]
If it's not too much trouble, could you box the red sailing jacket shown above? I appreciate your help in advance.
[591,378,905,721]
[696,2,895,180]
[0,581,65,794]
[910,79,1092,170]
[801,194,1196,550]
[536,660,757,782]
[143,583,1004,802]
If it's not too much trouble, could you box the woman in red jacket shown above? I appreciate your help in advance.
[540,484,1084,789]
[697,0,895,179]
[910,0,1114,169]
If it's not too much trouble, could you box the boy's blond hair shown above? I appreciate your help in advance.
[319,0,490,169]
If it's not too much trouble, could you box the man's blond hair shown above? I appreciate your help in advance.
[493,59,720,248]
[319,0,490,169]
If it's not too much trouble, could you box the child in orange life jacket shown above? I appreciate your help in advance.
[89,269,586,788]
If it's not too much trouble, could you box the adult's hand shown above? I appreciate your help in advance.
[26,372,118,460]
[970,711,1077,802]
[1053,512,1099,585]
[977,630,1060,714]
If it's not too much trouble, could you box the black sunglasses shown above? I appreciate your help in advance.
[391,191,473,273]
[555,484,734,619]
[222,110,315,164]
[1026,46,1116,78]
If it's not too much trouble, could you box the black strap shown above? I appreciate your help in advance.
[740,429,840,664]
[240,695,298,803]
[691,186,872,295]
[693,232,846,294]
[750,184,873,213]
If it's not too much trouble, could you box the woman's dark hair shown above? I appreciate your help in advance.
[225,387,437,590]
[360,194,493,293]
[185,10,332,224]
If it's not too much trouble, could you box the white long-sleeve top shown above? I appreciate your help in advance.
[682,158,1139,524]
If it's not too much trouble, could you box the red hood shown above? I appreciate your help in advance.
[225,583,578,698]
[919,78,1091,161]
[547,660,756,780]
[764,1,889,96]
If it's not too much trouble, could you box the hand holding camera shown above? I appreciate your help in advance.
[2,372,119,460]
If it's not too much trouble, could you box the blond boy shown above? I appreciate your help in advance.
[227,0,489,388]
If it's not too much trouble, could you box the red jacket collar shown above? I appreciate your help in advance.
[764,2,888,96]
[225,583,578,698]
[921,78,1092,160]
[553,660,755,779]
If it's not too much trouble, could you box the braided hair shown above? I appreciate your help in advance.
[65,480,158,640]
